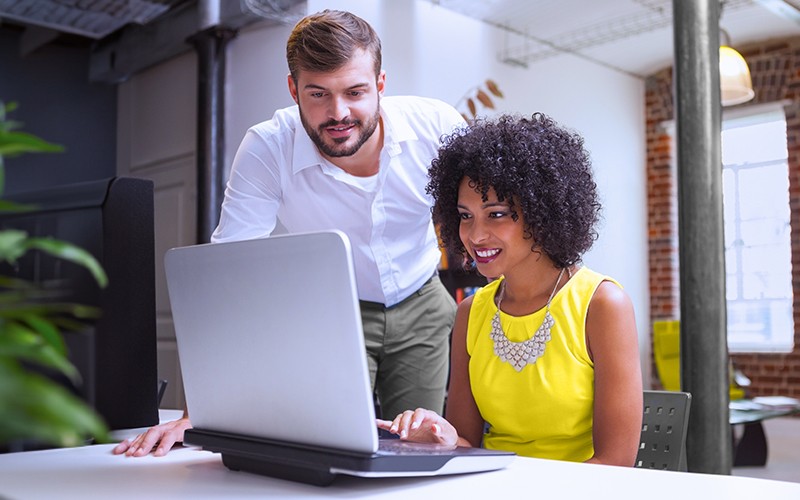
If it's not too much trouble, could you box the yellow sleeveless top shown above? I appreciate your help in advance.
[466,267,617,462]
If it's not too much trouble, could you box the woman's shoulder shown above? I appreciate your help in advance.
[570,267,623,292]
[581,268,634,322]
[469,278,501,309]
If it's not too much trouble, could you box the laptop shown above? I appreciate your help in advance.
[165,230,515,486]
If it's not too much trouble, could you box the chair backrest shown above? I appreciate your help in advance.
[635,390,692,471]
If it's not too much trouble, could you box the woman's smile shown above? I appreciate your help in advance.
[473,247,501,264]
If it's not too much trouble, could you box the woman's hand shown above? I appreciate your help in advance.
[376,408,459,447]
[112,417,193,457]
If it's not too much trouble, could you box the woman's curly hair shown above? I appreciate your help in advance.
[427,113,601,269]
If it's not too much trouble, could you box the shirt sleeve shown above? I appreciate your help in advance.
[438,100,468,138]
[211,129,283,243]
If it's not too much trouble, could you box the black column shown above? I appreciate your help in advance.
[190,27,236,244]
[672,0,732,474]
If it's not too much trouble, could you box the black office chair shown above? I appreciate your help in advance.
[635,390,692,471]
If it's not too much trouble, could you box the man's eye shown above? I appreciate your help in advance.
[309,92,325,98]
[349,91,364,97]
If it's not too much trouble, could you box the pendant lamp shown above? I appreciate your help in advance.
[719,29,754,106]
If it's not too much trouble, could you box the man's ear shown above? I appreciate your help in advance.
[287,73,299,104]
[376,70,386,97]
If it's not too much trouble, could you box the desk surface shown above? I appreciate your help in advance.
[1,442,799,499]
[730,399,800,425]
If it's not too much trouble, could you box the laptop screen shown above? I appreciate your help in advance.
[165,230,379,453]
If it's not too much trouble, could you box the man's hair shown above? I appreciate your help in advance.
[286,10,382,82]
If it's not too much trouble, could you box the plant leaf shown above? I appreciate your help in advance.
[0,101,108,450]
[0,131,64,157]
[0,275,39,291]
[460,113,470,123]
[0,119,23,134]
[0,324,79,381]
[476,90,495,109]
[0,229,29,263]
[485,79,504,98]
[0,200,36,213]
[0,360,109,447]
[26,238,108,288]
[467,98,477,117]
[0,301,99,319]
[22,314,67,355]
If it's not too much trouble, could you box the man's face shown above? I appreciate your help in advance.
[288,50,385,159]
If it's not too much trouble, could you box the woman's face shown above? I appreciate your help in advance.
[456,178,537,278]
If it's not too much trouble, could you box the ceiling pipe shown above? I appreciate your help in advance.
[191,0,236,244]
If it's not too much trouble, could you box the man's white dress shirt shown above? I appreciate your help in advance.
[212,96,464,306]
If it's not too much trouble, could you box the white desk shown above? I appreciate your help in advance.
[1,442,799,499]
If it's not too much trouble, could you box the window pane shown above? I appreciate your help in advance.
[722,169,736,249]
[722,120,787,165]
[738,167,789,221]
[740,218,790,247]
[721,109,793,353]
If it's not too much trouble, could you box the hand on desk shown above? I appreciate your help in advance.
[112,417,193,457]
[376,408,459,447]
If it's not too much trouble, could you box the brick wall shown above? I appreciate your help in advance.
[645,36,800,398]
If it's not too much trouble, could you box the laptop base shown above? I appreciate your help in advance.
[221,453,337,486]
[186,427,514,487]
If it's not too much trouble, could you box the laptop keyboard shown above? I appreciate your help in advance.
[377,439,457,455]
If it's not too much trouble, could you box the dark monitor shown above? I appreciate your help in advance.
[0,177,158,431]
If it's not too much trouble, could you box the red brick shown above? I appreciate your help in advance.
[647,35,800,397]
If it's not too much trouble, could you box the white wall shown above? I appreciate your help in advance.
[226,0,651,382]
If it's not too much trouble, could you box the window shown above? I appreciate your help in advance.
[722,105,794,352]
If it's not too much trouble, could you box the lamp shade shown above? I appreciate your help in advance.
[720,45,754,106]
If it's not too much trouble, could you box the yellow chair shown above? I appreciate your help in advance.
[652,320,745,400]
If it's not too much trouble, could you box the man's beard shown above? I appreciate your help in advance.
[299,103,381,158]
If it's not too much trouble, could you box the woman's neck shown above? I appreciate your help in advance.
[499,264,572,316]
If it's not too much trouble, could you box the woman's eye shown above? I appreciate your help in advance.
[489,211,508,219]
[458,212,471,220]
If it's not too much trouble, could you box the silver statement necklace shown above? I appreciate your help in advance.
[490,267,566,372]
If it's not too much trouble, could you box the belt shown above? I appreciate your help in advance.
[359,271,439,310]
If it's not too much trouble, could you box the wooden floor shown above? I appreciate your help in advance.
[732,417,800,483]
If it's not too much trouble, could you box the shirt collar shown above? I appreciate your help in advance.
[291,100,418,175]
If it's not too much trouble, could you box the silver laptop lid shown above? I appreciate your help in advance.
[165,230,378,454]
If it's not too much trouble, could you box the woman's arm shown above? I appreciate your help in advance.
[585,281,643,466]
[444,295,486,447]
[376,296,485,447]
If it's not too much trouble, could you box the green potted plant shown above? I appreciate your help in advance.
[0,101,110,449]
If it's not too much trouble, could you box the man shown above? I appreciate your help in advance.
[114,9,463,457]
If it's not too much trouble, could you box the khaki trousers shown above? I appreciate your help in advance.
[360,275,456,419]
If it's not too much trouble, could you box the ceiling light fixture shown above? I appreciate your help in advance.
[719,28,754,106]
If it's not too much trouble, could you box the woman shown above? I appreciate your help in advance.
[377,113,643,466]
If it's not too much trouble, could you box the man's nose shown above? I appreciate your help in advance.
[329,96,349,122]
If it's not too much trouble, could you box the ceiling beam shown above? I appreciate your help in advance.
[753,0,800,24]
[19,26,60,57]
[88,0,301,84]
